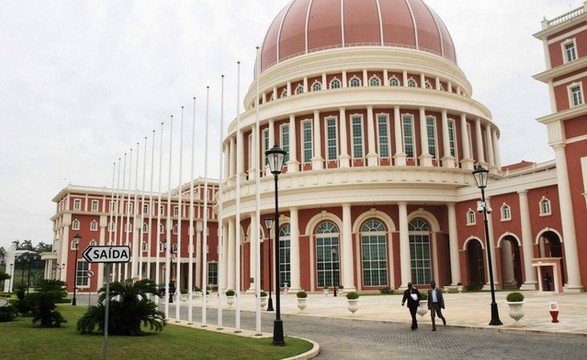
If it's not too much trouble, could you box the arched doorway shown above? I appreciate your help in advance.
[499,236,521,289]
[466,239,484,290]
[538,230,564,286]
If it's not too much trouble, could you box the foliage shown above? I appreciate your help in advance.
[296,291,308,298]
[225,289,235,296]
[180,288,188,294]
[379,287,394,295]
[0,304,18,322]
[420,292,428,300]
[77,278,165,336]
[345,291,359,300]
[0,270,10,282]
[13,286,31,315]
[260,290,267,297]
[27,279,68,327]
[506,291,524,302]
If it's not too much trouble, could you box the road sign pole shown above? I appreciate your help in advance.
[103,263,110,360]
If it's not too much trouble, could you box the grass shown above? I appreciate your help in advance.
[0,305,313,360]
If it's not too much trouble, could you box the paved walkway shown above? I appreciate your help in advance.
[172,290,586,338]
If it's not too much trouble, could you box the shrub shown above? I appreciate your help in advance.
[180,289,188,295]
[380,287,394,295]
[420,292,428,300]
[506,291,524,302]
[260,290,267,297]
[225,289,235,296]
[27,279,68,328]
[346,291,359,300]
[296,291,308,299]
[0,304,18,322]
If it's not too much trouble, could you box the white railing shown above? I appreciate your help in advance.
[545,3,586,28]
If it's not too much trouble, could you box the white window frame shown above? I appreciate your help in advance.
[91,200,99,212]
[311,80,322,91]
[369,75,381,86]
[73,199,82,211]
[330,78,341,89]
[425,115,438,158]
[280,88,288,98]
[142,223,149,233]
[143,204,149,215]
[281,123,290,164]
[72,219,80,230]
[447,118,457,159]
[376,113,391,158]
[539,197,552,216]
[295,84,304,94]
[562,38,578,63]
[351,114,364,159]
[90,220,98,231]
[500,203,512,221]
[569,82,584,107]
[325,116,338,161]
[349,76,361,87]
[407,77,417,88]
[466,209,476,225]
[302,119,313,163]
[389,76,400,86]
[402,114,415,158]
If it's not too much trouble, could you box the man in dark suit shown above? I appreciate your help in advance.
[401,282,421,330]
[427,280,446,331]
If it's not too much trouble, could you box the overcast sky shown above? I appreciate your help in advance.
[0,0,578,251]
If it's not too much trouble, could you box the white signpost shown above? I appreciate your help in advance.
[81,245,131,360]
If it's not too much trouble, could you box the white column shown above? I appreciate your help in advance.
[338,107,350,167]
[341,204,355,291]
[312,110,323,170]
[248,213,257,292]
[229,137,236,178]
[289,207,301,291]
[227,219,235,290]
[222,220,229,291]
[237,130,244,180]
[518,190,537,290]
[287,114,299,173]
[485,123,495,167]
[447,203,461,285]
[366,105,378,166]
[460,114,473,170]
[419,107,432,166]
[441,110,455,168]
[475,118,485,163]
[393,106,406,166]
[492,130,501,169]
[553,144,583,291]
[398,202,410,287]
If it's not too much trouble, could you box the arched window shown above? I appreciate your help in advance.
[389,76,400,86]
[361,219,388,287]
[280,89,288,98]
[279,224,291,287]
[409,219,432,284]
[142,223,149,233]
[424,80,433,89]
[72,219,80,230]
[349,76,362,87]
[330,78,342,89]
[173,224,178,235]
[466,209,476,225]
[141,241,147,252]
[295,84,305,94]
[108,221,116,232]
[89,240,97,246]
[500,204,511,221]
[316,221,340,288]
[369,75,381,86]
[407,78,417,87]
[159,224,164,234]
[539,197,552,216]
[90,220,98,231]
[311,81,322,91]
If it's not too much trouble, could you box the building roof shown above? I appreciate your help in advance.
[260,0,457,72]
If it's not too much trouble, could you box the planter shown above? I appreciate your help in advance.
[260,296,268,309]
[347,299,359,314]
[323,288,330,296]
[192,291,202,299]
[181,294,188,302]
[226,295,235,307]
[297,298,307,311]
[417,304,428,317]
[507,301,525,325]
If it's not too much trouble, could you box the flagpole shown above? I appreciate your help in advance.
[165,115,174,319]
[132,141,140,280]
[138,136,148,279]
[188,97,196,325]
[147,129,155,282]
[254,46,262,335]
[124,147,133,280]
[217,74,225,330]
[175,106,184,323]
[155,122,164,305]
[113,157,122,281]
[202,86,210,327]
[235,61,242,332]
[118,152,127,282]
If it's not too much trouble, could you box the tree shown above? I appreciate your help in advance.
[0,270,9,282]
[77,279,165,336]
[27,279,67,328]
[35,242,53,253]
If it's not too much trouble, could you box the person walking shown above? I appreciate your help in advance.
[427,281,446,331]
[401,282,421,331]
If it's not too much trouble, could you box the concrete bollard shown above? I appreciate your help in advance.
[549,301,559,323]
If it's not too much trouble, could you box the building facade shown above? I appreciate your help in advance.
[49,0,586,295]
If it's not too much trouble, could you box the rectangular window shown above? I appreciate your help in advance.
[73,199,82,211]
[90,221,98,231]
[564,41,577,62]
[143,204,149,215]
[281,124,290,163]
[377,114,390,158]
[361,235,388,287]
[208,262,218,286]
[426,116,437,158]
[127,202,133,214]
[263,128,270,166]
[448,119,457,158]
[110,201,117,213]
[302,120,313,163]
[76,261,89,287]
[279,238,291,288]
[174,206,179,217]
[159,205,165,215]
[402,115,415,157]
[91,200,99,212]
[326,117,338,160]
[571,85,583,106]
[316,237,339,288]
[351,115,364,158]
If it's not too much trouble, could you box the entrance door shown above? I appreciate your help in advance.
[466,240,485,290]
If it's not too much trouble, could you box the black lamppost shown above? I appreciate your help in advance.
[331,246,338,297]
[472,164,502,326]
[72,233,81,306]
[266,144,286,346]
[264,216,275,312]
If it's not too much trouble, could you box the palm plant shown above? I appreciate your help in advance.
[77,278,166,336]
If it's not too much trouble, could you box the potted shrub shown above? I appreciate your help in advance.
[506,291,525,325]
[346,291,359,314]
[180,288,188,302]
[457,282,463,293]
[296,291,308,311]
[259,290,268,308]
[417,292,428,316]
[192,286,202,299]
[225,289,236,307]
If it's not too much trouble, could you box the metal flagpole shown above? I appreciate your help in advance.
[217,75,225,330]
[188,97,196,325]
[235,61,242,332]
[132,141,140,279]
[176,106,184,323]
[165,115,174,319]
[202,86,210,327]
[124,147,133,280]
[147,130,155,282]
[138,136,148,279]
[254,46,262,335]
[155,122,164,305]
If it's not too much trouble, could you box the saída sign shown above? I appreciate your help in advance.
[82,246,131,263]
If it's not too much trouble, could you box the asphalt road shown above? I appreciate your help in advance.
[167,305,586,360]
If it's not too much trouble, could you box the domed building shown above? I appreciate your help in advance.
[218,0,586,294]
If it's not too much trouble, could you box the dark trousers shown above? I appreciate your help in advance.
[408,306,418,329]
[430,303,445,329]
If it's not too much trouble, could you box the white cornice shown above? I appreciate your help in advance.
[533,57,587,83]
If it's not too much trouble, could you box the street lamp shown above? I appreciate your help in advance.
[266,144,287,346]
[331,246,338,297]
[264,216,275,312]
[472,164,502,326]
[72,233,81,306]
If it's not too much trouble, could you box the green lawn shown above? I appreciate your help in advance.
[0,305,313,360]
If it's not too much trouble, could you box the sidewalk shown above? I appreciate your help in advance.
[180,290,587,338]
